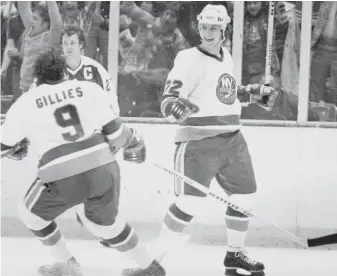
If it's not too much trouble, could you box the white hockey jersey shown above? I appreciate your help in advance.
[1,80,124,182]
[66,55,120,116]
[162,46,242,142]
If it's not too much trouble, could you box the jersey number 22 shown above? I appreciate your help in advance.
[54,104,84,142]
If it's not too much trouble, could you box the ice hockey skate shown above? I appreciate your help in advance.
[121,260,166,276]
[224,251,265,276]
[38,257,83,276]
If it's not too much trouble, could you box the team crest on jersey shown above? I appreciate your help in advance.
[216,73,237,105]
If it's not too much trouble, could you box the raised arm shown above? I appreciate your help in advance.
[18,1,34,29]
[120,1,155,26]
[47,1,62,47]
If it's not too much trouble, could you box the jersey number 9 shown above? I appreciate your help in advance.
[54,104,84,142]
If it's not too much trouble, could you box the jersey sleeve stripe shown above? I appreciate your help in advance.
[102,118,123,136]
[162,94,179,100]
[181,115,240,126]
[105,124,133,151]
[106,125,124,141]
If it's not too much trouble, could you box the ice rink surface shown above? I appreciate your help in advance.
[1,237,336,276]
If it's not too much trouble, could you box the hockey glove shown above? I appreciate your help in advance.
[246,84,279,111]
[123,128,146,163]
[6,138,30,160]
[167,98,199,123]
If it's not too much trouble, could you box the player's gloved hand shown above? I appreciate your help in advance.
[168,98,199,123]
[123,128,146,163]
[246,84,279,111]
[7,138,30,160]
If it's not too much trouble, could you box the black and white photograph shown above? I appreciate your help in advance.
[1,1,336,276]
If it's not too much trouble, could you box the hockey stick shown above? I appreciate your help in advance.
[265,1,275,86]
[307,233,337,247]
[154,163,337,248]
[153,163,309,249]
[253,1,275,111]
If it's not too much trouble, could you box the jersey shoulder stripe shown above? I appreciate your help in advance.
[81,56,105,69]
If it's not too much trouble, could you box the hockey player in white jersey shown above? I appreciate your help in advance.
[61,24,124,238]
[63,25,120,115]
[1,48,165,276]
[123,4,278,276]
[29,26,119,115]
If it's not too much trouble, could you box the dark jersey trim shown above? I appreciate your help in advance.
[196,46,224,62]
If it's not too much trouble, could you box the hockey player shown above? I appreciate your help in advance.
[30,25,119,115]
[61,25,120,115]
[60,24,123,234]
[123,4,278,276]
[1,48,164,276]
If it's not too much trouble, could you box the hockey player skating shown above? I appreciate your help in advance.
[1,48,162,276]
[123,5,278,276]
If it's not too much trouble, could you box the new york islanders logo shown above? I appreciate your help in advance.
[216,73,237,105]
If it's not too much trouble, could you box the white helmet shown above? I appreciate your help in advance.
[197,4,231,30]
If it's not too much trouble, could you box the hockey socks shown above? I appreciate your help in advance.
[164,203,193,232]
[150,203,193,262]
[29,221,74,263]
[225,206,249,250]
[98,223,153,268]
[224,204,265,275]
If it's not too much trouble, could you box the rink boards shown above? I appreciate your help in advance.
[1,124,337,248]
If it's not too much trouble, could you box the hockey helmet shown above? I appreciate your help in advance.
[197,4,231,30]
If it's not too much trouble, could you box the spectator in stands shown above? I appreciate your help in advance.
[277,1,301,96]
[1,2,25,101]
[118,14,134,62]
[241,1,280,86]
[84,2,110,70]
[139,1,155,15]
[120,1,190,72]
[1,3,8,65]
[18,1,62,94]
[292,1,322,31]
[274,2,289,64]
[1,2,17,64]
[309,1,337,107]
[59,2,87,31]
[58,1,91,55]
[119,1,190,117]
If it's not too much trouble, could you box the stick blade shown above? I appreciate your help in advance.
[307,233,337,247]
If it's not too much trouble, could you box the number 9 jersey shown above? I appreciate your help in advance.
[65,56,120,116]
[1,80,120,181]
